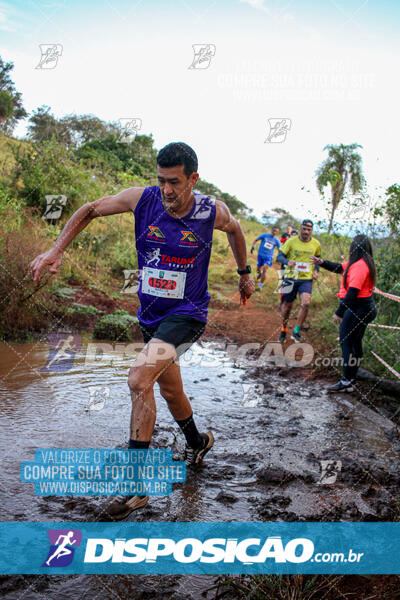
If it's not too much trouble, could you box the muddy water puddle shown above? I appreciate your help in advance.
[0,339,399,598]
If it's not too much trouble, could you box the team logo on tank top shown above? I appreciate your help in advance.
[180,230,198,246]
[146,225,166,242]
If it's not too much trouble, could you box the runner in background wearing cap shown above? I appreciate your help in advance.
[250,226,281,290]
[276,219,321,343]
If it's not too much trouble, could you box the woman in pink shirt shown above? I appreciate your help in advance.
[311,235,377,392]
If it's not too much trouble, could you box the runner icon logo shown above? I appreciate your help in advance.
[118,118,142,143]
[121,269,142,294]
[317,460,342,485]
[273,272,295,295]
[42,529,82,567]
[265,118,291,143]
[42,334,82,373]
[36,44,63,69]
[43,195,67,220]
[146,248,161,266]
[87,386,110,411]
[241,383,264,407]
[281,280,295,295]
[188,44,216,70]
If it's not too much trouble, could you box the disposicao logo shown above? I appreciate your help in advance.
[83,536,314,564]
[42,529,82,567]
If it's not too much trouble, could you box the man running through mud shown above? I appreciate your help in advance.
[250,226,280,290]
[31,142,255,519]
[276,219,321,343]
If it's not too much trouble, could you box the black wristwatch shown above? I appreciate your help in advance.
[237,264,251,275]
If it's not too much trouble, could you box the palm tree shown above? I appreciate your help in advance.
[316,143,365,233]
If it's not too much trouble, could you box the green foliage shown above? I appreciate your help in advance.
[77,133,157,178]
[0,57,27,134]
[27,106,72,146]
[362,235,400,378]
[27,106,120,147]
[59,113,120,146]
[261,207,300,231]
[315,143,365,233]
[385,184,400,234]
[109,239,137,275]
[0,187,23,228]
[0,208,66,340]
[0,90,14,121]
[11,139,99,214]
[27,107,157,181]
[93,309,139,341]
[209,290,236,309]
[360,186,400,377]
[52,286,80,300]
[76,136,124,172]
[316,168,341,189]
[66,303,102,316]
[196,178,247,217]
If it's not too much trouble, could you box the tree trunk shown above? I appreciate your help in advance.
[327,199,335,234]
[328,169,347,233]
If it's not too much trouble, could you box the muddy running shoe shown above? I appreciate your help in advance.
[327,380,354,393]
[278,330,287,343]
[104,494,148,520]
[291,331,304,343]
[184,431,214,467]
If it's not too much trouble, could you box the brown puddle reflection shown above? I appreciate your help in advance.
[0,340,399,598]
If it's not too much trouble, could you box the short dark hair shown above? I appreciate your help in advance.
[302,219,313,228]
[157,142,198,177]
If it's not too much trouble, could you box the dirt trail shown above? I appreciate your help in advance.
[0,339,399,599]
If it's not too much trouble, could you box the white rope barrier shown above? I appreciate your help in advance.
[374,287,400,303]
[371,351,400,380]
[369,289,400,377]
[368,323,400,331]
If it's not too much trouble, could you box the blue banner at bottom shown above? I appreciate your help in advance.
[0,522,398,574]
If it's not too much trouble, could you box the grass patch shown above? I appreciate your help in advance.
[93,309,139,341]
[66,303,103,316]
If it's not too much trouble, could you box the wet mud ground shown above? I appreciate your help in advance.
[0,340,399,599]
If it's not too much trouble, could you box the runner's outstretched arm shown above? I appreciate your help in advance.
[276,249,289,265]
[214,200,255,300]
[30,187,144,281]
[310,256,343,273]
[250,237,261,253]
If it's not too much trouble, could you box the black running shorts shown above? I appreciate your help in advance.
[139,314,206,356]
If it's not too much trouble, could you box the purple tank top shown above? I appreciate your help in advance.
[134,186,216,326]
